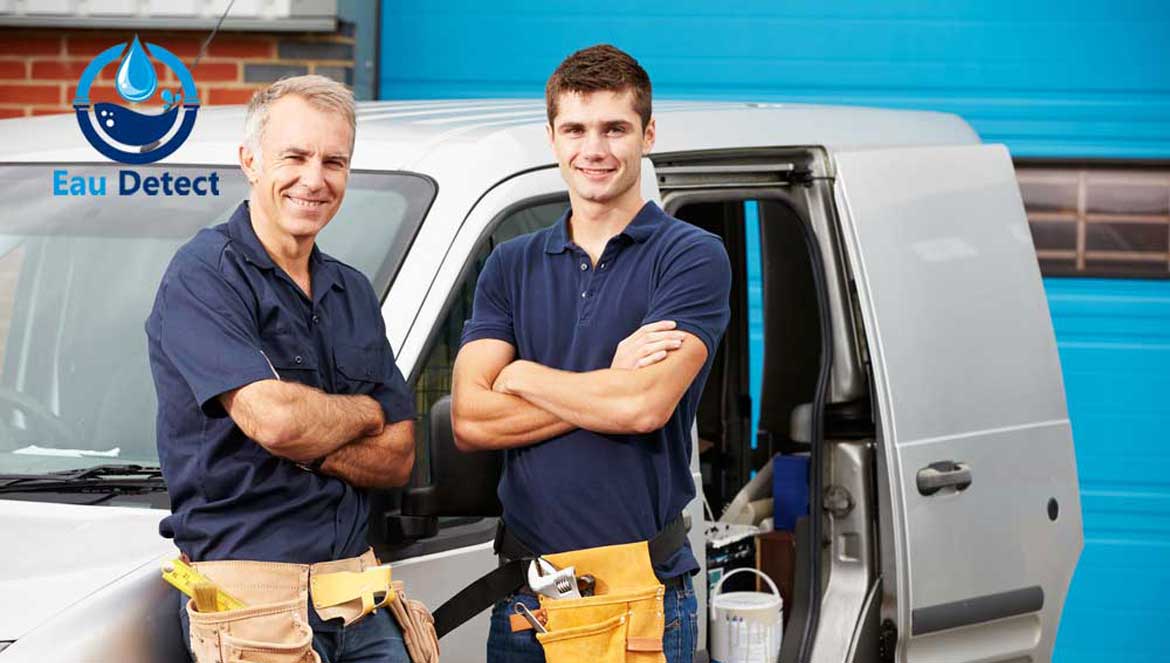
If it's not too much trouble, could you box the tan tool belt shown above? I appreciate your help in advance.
[509,540,667,663]
[185,549,395,663]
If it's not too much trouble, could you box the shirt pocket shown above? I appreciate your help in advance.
[332,343,386,394]
[260,334,321,387]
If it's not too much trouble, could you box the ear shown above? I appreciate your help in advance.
[238,144,259,184]
[545,122,555,149]
[641,117,656,154]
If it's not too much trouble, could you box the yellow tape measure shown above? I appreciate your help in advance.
[161,558,246,612]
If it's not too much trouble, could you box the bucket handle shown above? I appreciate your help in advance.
[712,567,779,599]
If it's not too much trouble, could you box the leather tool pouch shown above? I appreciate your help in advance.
[387,580,441,663]
[512,540,667,663]
[309,550,393,626]
[186,561,318,663]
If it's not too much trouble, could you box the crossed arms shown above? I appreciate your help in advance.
[220,380,414,489]
[451,321,707,451]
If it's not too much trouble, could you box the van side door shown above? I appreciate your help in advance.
[832,144,1083,661]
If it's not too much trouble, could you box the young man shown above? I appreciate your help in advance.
[146,76,415,663]
[452,45,732,663]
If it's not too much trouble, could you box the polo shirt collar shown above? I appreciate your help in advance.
[543,201,663,254]
[227,201,345,300]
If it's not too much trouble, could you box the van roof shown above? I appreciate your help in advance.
[0,99,979,172]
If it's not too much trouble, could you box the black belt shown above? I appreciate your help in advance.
[432,515,689,639]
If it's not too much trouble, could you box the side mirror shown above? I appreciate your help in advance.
[401,395,503,519]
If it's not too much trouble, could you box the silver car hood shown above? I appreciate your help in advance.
[0,499,174,641]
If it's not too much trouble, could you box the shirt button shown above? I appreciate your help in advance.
[581,291,587,298]
[580,262,588,271]
[600,262,607,269]
[294,355,303,365]
[312,314,320,324]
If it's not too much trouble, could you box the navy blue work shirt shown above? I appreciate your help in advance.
[146,201,414,565]
[460,201,731,579]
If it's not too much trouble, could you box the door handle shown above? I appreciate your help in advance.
[917,461,972,496]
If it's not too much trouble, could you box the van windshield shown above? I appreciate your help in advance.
[0,164,433,478]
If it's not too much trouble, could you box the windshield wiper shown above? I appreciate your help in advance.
[0,463,165,494]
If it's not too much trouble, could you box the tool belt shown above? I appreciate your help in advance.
[432,514,688,662]
[182,549,404,663]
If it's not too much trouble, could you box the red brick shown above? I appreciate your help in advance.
[0,61,26,79]
[31,107,69,116]
[0,83,60,104]
[0,36,61,56]
[208,37,273,59]
[67,83,122,105]
[65,35,129,57]
[208,86,261,105]
[190,62,239,83]
[0,108,24,119]
[31,60,91,81]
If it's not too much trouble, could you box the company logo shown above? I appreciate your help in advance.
[72,35,200,164]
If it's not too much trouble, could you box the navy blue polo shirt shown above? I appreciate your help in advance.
[461,201,731,579]
[146,201,414,565]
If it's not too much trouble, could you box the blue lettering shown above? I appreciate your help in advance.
[53,170,106,195]
[111,170,220,196]
[119,170,140,195]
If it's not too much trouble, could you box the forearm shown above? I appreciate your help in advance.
[226,380,384,463]
[452,386,575,450]
[503,362,660,434]
[319,420,415,489]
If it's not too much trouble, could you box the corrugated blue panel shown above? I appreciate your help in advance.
[1045,278,1170,663]
[379,1,1170,158]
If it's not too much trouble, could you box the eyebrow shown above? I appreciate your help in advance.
[278,147,349,162]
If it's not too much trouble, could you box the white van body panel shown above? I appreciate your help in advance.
[832,144,1083,661]
[0,500,175,660]
[0,102,1083,662]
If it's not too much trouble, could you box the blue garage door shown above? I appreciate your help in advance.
[379,1,1170,159]
[1045,278,1170,663]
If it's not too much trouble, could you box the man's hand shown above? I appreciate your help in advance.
[318,419,415,488]
[220,380,384,463]
[610,320,687,370]
[492,334,708,435]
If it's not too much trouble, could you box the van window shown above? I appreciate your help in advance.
[0,165,434,479]
[411,197,568,488]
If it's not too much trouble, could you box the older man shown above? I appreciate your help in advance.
[146,75,414,663]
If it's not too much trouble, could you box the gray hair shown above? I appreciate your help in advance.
[243,75,356,162]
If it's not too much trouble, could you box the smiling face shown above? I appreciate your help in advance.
[240,94,353,242]
[548,89,655,208]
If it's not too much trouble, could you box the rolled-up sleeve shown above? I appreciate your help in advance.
[156,256,276,414]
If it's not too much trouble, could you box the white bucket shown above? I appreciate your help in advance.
[709,568,783,663]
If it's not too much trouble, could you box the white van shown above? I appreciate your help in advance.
[0,99,1082,662]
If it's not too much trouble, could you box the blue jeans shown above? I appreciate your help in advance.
[177,589,409,663]
[486,573,699,663]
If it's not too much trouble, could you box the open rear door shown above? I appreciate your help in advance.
[832,144,1083,661]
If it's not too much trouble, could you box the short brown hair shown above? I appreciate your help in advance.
[545,44,652,130]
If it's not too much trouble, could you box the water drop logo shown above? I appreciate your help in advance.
[73,36,199,164]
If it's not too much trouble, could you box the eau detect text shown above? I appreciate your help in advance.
[53,169,221,197]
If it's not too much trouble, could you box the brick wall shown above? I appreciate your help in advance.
[0,27,356,118]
